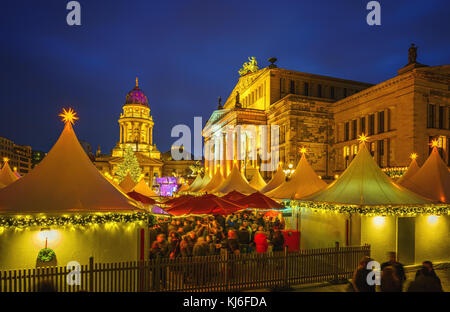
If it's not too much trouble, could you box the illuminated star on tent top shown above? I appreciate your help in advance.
[431,140,439,148]
[59,108,79,125]
[358,133,369,143]
[299,147,307,154]
[410,153,418,160]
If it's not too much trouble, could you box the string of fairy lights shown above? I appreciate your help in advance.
[0,212,155,229]
[283,200,450,216]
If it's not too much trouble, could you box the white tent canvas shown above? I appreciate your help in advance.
[260,164,286,194]
[0,162,19,188]
[132,178,159,197]
[249,169,267,191]
[186,173,204,192]
[306,142,431,205]
[195,171,212,192]
[212,164,257,195]
[199,169,224,193]
[0,122,139,213]
[401,147,450,203]
[119,173,137,193]
[176,183,190,193]
[266,153,327,199]
[397,158,420,185]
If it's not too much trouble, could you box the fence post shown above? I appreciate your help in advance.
[89,256,94,292]
[283,246,288,288]
[154,258,161,291]
[332,242,339,283]
[223,251,229,291]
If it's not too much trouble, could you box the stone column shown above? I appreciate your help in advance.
[384,108,389,132]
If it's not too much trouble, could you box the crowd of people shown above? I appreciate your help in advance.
[352,251,444,292]
[149,212,286,259]
[148,213,445,292]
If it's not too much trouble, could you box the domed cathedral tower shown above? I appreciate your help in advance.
[110,78,163,184]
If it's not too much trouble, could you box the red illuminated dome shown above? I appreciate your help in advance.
[125,77,148,106]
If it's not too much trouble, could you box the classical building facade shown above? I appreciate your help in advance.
[203,49,450,180]
[94,79,163,185]
[0,136,32,175]
[94,79,197,185]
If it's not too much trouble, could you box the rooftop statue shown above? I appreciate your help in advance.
[238,56,259,76]
[408,43,418,64]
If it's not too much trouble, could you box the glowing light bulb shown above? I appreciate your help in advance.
[373,216,385,226]
[427,215,439,224]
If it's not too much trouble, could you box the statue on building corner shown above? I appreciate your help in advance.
[217,96,223,110]
[408,43,418,64]
[235,91,241,108]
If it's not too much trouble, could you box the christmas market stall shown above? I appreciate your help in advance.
[260,164,286,194]
[167,194,245,216]
[197,166,224,193]
[399,143,450,203]
[0,158,19,189]
[266,148,327,200]
[119,172,137,193]
[248,168,267,191]
[212,164,257,195]
[184,173,204,193]
[283,136,449,264]
[396,153,420,185]
[0,109,151,270]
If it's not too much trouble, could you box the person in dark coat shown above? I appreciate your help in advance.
[352,256,376,292]
[408,262,443,292]
[150,234,169,259]
[223,230,240,255]
[237,226,250,253]
[380,266,402,292]
[168,232,181,259]
[381,252,406,288]
[192,237,209,257]
[271,227,285,252]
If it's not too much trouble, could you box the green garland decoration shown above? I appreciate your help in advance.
[382,167,408,178]
[0,212,155,229]
[37,248,56,262]
[283,200,450,216]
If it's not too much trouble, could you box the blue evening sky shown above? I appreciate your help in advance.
[0,0,449,154]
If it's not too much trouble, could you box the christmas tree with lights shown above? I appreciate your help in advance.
[116,145,142,183]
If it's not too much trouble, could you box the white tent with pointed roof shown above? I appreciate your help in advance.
[119,172,137,193]
[195,171,212,192]
[397,157,420,186]
[199,169,224,193]
[266,153,327,199]
[260,164,286,194]
[176,183,190,193]
[306,142,431,205]
[212,164,257,195]
[186,173,204,192]
[0,161,19,188]
[249,169,267,191]
[0,120,139,214]
[131,178,158,197]
[400,146,450,203]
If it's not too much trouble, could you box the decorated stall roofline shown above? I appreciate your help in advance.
[282,200,450,216]
[0,212,155,229]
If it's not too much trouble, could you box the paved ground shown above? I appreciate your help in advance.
[247,263,450,292]
[293,263,450,292]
